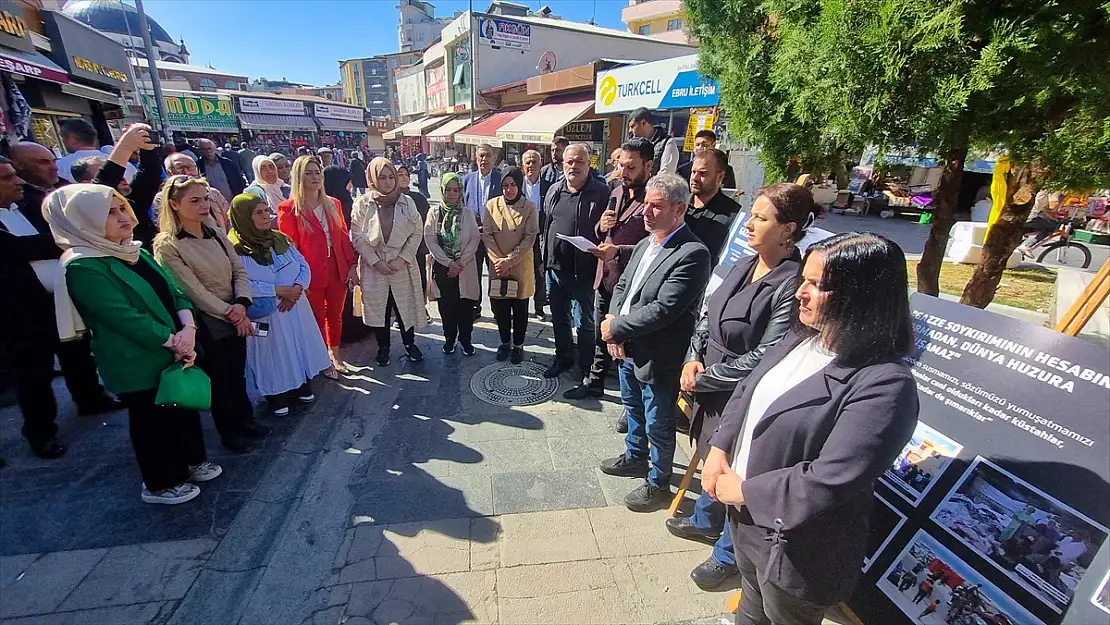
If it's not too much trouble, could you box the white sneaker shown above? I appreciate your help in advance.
[141,483,200,505]
[273,406,291,417]
[188,462,223,482]
[296,394,315,403]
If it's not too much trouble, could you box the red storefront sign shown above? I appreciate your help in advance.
[0,51,69,84]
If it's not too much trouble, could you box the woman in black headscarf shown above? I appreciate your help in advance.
[323,163,368,344]
[481,167,538,364]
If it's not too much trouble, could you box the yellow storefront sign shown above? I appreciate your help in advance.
[684,107,717,152]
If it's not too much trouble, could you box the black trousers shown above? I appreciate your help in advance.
[11,325,104,444]
[587,283,614,386]
[372,289,415,349]
[491,298,529,346]
[433,264,475,345]
[119,388,206,491]
[733,546,829,625]
[196,332,254,442]
[474,242,487,312]
[532,236,546,312]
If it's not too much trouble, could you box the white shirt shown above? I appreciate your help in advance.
[619,224,685,316]
[732,337,836,478]
[0,203,58,293]
[314,205,333,252]
[57,149,136,183]
[524,176,541,208]
[659,138,679,175]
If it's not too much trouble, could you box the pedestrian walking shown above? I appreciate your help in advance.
[348,151,367,196]
[425,173,479,356]
[482,167,538,364]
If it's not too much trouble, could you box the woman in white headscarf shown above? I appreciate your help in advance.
[244,155,290,215]
[43,184,222,506]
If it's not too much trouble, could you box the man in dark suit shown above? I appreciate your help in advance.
[597,172,712,511]
[196,138,246,203]
[462,143,502,318]
[0,156,118,459]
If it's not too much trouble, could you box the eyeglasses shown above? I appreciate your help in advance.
[166,174,207,199]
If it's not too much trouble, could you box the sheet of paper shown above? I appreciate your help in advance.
[555,233,599,253]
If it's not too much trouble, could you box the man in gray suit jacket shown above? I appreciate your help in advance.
[596,173,712,512]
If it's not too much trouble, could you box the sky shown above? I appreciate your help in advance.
[139,0,631,87]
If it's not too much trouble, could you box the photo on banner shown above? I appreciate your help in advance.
[930,456,1109,613]
[878,530,1045,625]
[1093,571,1110,615]
[863,493,909,573]
[881,421,964,506]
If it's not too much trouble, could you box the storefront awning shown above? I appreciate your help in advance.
[316,118,368,132]
[0,47,69,84]
[456,107,531,148]
[239,113,316,131]
[384,116,429,140]
[496,94,595,144]
[61,82,120,106]
[426,117,473,143]
[401,115,451,137]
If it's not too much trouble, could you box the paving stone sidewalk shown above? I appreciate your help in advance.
[1,300,854,624]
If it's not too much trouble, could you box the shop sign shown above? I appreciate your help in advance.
[313,103,363,121]
[683,107,717,151]
[143,93,237,129]
[595,55,719,114]
[0,51,68,84]
[0,9,33,53]
[239,97,305,115]
[72,56,128,85]
[562,120,605,143]
[498,131,550,144]
[397,70,426,117]
[426,65,447,114]
[41,11,129,89]
[478,17,530,51]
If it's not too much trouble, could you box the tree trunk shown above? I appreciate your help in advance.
[916,145,967,296]
[960,163,1037,308]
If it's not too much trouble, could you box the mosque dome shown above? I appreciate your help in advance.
[62,0,176,46]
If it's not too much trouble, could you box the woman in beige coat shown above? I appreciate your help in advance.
[482,167,538,364]
[351,158,425,366]
[425,173,480,356]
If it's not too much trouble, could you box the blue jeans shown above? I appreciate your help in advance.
[547,268,595,369]
[620,360,679,489]
[691,490,737,568]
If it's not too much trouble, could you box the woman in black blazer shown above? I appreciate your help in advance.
[702,232,919,625]
[667,183,821,590]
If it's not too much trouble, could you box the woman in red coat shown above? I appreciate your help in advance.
[277,155,358,378]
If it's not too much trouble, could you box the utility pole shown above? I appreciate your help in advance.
[468,0,476,124]
[134,0,169,141]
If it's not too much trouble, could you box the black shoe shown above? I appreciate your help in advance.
[543,359,574,378]
[533,307,546,319]
[615,412,628,433]
[241,421,271,438]
[222,437,253,454]
[376,349,391,367]
[29,437,67,459]
[599,454,649,478]
[496,344,511,361]
[404,343,424,362]
[690,556,738,591]
[563,383,603,400]
[665,516,722,545]
[77,394,123,416]
[442,340,456,354]
[510,346,524,364]
[624,481,672,512]
[460,342,476,356]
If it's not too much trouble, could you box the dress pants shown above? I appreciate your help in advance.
[619,360,679,489]
[587,283,614,385]
[373,290,416,349]
[118,388,206,491]
[491,298,529,346]
[474,242,487,313]
[196,330,254,442]
[531,236,546,312]
[546,268,595,370]
[734,547,830,625]
[307,253,347,348]
[433,264,474,346]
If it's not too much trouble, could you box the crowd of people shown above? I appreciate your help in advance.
[2,114,924,625]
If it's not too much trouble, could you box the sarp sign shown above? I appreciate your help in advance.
[595,55,719,114]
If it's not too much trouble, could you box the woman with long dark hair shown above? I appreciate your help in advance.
[667,183,819,590]
[702,232,918,625]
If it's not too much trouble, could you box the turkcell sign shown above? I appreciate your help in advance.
[595,54,719,114]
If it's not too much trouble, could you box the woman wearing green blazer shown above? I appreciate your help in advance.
[44,184,223,505]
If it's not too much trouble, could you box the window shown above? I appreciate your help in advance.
[667,19,682,31]
[198,78,217,91]
[452,63,467,88]
[224,80,238,89]
[391,59,398,67]
[637,24,650,35]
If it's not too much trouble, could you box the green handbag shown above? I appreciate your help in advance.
[155,363,212,411]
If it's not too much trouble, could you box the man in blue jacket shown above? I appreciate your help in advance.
[196,138,246,203]
[462,144,502,318]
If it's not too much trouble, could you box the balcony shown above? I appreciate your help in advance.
[621,0,682,24]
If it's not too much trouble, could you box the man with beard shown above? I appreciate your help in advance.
[628,108,679,176]
[686,149,741,262]
[563,138,653,413]
[678,130,736,188]
[539,136,568,200]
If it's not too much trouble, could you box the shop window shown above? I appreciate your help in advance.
[224,80,238,89]
[638,24,650,35]
[198,78,218,91]
[667,19,682,31]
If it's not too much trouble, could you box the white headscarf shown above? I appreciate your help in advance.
[42,184,142,340]
[252,155,286,210]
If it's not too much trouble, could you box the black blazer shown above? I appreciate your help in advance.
[608,225,711,384]
[710,333,918,605]
[686,252,799,450]
[0,199,62,347]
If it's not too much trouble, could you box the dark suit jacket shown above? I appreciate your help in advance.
[462,169,502,221]
[608,225,711,384]
[197,155,246,197]
[709,333,919,605]
[539,163,562,206]
[687,190,742,262]
[0,199,59,346]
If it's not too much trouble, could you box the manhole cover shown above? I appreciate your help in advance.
[470,361,559,406]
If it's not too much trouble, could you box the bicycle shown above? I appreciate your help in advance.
[1019,219,1092,269]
